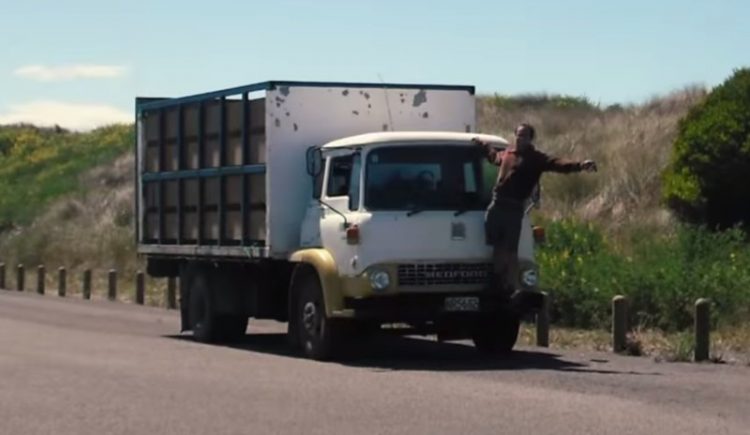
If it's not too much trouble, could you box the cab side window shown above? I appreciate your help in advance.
[327,156,353,197]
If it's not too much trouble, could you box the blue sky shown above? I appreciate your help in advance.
[1,0,748,129]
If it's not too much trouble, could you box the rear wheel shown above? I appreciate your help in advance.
[188,270,215,343]
[294,272,345,360]
[472,312,520,356]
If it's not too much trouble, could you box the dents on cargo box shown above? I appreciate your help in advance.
[465,124,471,132]
[342,89,350,96]
[352,110,359,116]
[294,123,299,132]
[422,112,429,118]
[279,86,290,97]
[274,118,281,128]
[413,90,427,107]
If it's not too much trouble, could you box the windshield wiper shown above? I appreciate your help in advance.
[453,208,469,216]
[406,208,426,217]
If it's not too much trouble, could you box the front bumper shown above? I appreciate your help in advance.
[343,289,544,322]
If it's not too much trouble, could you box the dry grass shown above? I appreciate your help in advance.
[477,86,707,236]
[0,153,159,302]
[519,323,750,365]
[0,153,135,269]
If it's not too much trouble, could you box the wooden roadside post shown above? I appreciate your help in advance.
[82,269,92,300]
[167,277,177,309]
[694,298,711,362]
[37,265,45,295]
[17,264,25,292]
[536,291,550,347]
[135,272,145,305]
[612,295,628,353]
[58,267,66,297]
[108,269,117,301]
[0,262,5,289]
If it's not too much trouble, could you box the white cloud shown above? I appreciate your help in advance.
[0,101,131,131]
[13,64,127,81]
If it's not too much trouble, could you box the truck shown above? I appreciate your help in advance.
[135,80,544,360]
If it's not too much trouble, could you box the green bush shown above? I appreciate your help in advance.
[538,219,750,331]
[663,68,750,230]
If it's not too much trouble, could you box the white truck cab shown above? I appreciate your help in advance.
[291,131,543,358]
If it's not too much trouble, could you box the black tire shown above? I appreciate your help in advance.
[294,272,345,360]
[472,312,521,356]
[188,270,216,343]
[188,269,247,344]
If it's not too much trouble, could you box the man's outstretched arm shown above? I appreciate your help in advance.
[542,152,597,173]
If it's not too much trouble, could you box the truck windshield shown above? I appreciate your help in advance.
[365,145,489,212]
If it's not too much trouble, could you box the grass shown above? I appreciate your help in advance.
[535,219,750,332]
[518,323,750,365]
[478,86,707,233]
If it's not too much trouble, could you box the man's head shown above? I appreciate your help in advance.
[514,123,535,152]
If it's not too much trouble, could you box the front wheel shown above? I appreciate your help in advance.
[294,273,345,360]
[471,312,520,356]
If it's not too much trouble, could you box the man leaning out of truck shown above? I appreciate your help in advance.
[472,123,597,304]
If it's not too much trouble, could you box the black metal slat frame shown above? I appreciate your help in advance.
[197,102,205,245]
[241,92,249,246]
[176,105,183,244]
[157,110,165,244]
[218,97,226,246]
[138,87,276,248]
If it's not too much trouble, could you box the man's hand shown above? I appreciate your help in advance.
[471,137,488,148]
[581,160,597,172]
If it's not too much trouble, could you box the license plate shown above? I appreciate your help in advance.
[444,296,480,312]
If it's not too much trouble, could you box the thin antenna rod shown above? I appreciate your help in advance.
[378,73,394,131]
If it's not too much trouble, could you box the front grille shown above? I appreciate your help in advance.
[397,263,491,286]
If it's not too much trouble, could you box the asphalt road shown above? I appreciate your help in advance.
[1,290,748,435]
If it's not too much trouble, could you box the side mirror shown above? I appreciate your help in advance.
[306,146,323,177]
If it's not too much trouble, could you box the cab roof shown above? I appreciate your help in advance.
[321,131,509,149]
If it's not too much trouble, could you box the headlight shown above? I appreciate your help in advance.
[369,269,391,291]
[520,268,538,288]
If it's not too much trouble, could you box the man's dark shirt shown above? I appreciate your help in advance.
[483,144,582,203]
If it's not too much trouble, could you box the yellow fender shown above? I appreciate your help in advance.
[289,249,346,317]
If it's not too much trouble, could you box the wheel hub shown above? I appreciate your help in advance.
[302,301,320,336]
